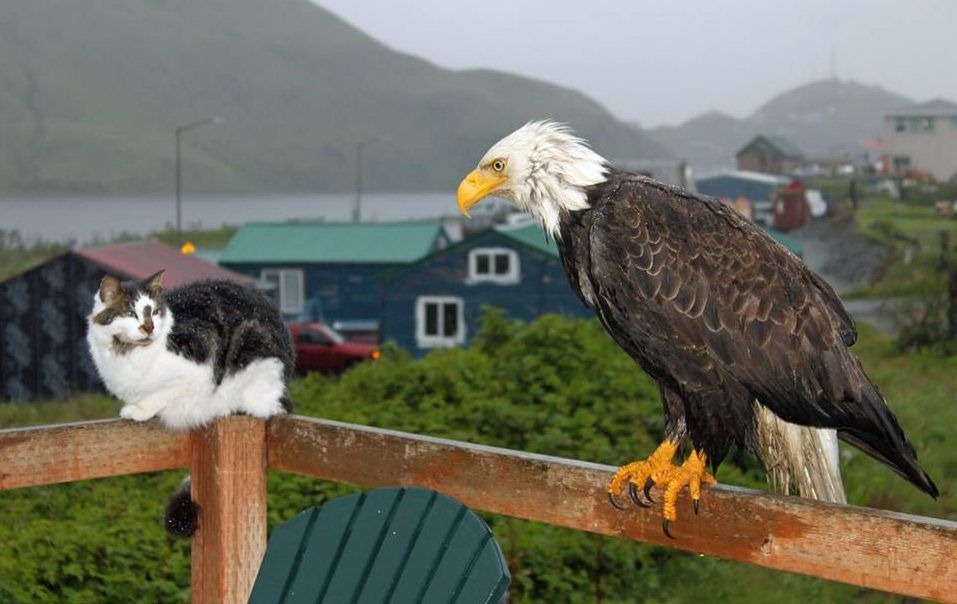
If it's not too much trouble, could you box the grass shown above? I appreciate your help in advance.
[1,323,953,602]
[856,197,957,251]
[834,188,957,300]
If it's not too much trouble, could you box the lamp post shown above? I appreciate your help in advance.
[353,138,380,223]
[175,116,223,246]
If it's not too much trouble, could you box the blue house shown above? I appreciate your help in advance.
[380,222,590,354]
[219,221,450,329]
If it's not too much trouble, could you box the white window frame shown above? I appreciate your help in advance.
[415,296,465,349]
[466,247,520,285]
[261,268,304,315]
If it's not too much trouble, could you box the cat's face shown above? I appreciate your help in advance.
[88,270,171,349]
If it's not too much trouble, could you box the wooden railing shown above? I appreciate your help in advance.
[1,415,956,603]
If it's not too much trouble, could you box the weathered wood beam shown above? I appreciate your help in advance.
[268,415,957,603]
[191,416,268,604]
[0,418,189,489]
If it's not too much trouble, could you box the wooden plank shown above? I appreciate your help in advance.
[191,416,268,604]
[0,418,190,490]
[267,415,957,603]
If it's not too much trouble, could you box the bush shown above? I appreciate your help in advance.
[2,311,934,602]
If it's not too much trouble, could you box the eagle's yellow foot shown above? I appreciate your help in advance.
[607,440,680,510]
[660,450,716,539]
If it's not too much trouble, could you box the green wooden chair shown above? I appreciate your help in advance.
[249,486,511,603]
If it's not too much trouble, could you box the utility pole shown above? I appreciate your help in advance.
[353,138,380,223]
[175,116,223,246]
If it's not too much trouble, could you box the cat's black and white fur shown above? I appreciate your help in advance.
[87,271,294,429]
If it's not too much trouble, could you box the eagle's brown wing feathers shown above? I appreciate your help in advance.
[578,175,935,495]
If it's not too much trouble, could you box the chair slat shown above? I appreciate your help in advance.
[250,487,510,604]
[248,507,317,603]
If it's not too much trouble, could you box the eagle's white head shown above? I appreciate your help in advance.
[457,121,608,238]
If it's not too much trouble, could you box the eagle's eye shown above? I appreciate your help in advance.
[492,159,506,173]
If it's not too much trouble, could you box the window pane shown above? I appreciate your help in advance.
[443,302,458,337]
[425,303,438,336]
[476,254,490,275]
[494,254,510,275]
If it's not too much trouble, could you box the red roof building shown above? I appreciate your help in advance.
[75,240,252,287]
[0,240,250,401]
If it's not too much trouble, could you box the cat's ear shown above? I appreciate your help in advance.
[99,275,122,304]
[143,270,165,293]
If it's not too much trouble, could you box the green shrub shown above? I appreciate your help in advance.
[1,312,950,602]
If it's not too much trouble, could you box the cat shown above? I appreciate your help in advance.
[87,271,295,537]
[86,270,294,429]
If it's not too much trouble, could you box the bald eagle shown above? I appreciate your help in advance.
[457,121,937,536]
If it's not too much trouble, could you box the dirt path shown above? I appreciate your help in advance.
[792,216,889,294]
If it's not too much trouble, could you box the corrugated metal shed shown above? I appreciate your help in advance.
[220,220,446,264]
[696,171,791,201]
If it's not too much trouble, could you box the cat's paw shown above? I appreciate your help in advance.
[120,404,156,422]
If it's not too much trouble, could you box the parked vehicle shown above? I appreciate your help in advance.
[289,322,380,375]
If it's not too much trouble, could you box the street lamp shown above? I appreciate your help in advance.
[175,116,224,245]
[353,137,380,223]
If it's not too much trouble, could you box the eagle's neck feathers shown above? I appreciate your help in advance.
[523,159,605,239]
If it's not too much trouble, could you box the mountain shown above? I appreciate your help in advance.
[649,79,913,172]
[0,0,669,195]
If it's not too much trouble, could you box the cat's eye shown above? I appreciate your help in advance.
[153,309,161,316]
[127,310,137,318]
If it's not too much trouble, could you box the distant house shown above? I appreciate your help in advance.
[218,221,451,332]
[883,99,957,181]
[736,136,805,175]
[0,241,251,401]
[380,222,590,355]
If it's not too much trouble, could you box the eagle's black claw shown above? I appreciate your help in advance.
[643,477,655,503]
[693,499,700,515]
[629,482,651,507]
[662,519,676,539]
[608,492,628,510]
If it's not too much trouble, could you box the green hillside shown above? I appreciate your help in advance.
[650,79,912,170]
[0,0,668,195]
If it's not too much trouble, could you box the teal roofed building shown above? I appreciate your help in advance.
[219,220,450,331]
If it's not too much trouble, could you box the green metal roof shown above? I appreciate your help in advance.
[765,228,804,257]
[494,222,559,257]
[220,220,443,264]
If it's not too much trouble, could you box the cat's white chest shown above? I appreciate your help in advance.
[91,339,213,404]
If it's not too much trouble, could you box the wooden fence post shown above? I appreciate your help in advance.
[190,416,268,604]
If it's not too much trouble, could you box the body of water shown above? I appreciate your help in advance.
[0,192,485,243]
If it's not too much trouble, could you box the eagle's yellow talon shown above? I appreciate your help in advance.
[660,450,714,533]
[609,446,715,538]
[607,440,680,506]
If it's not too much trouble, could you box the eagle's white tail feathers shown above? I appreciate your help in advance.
[754,403,847,504]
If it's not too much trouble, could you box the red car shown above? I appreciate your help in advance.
[289,322,380,375]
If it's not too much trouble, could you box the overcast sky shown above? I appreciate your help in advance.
[313,0,957,128]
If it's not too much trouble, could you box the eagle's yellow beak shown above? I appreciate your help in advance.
[457,170,506,217]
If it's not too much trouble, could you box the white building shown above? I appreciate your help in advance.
[883,99,957,181]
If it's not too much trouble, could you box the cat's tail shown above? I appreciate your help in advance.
[165,476,200,538]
